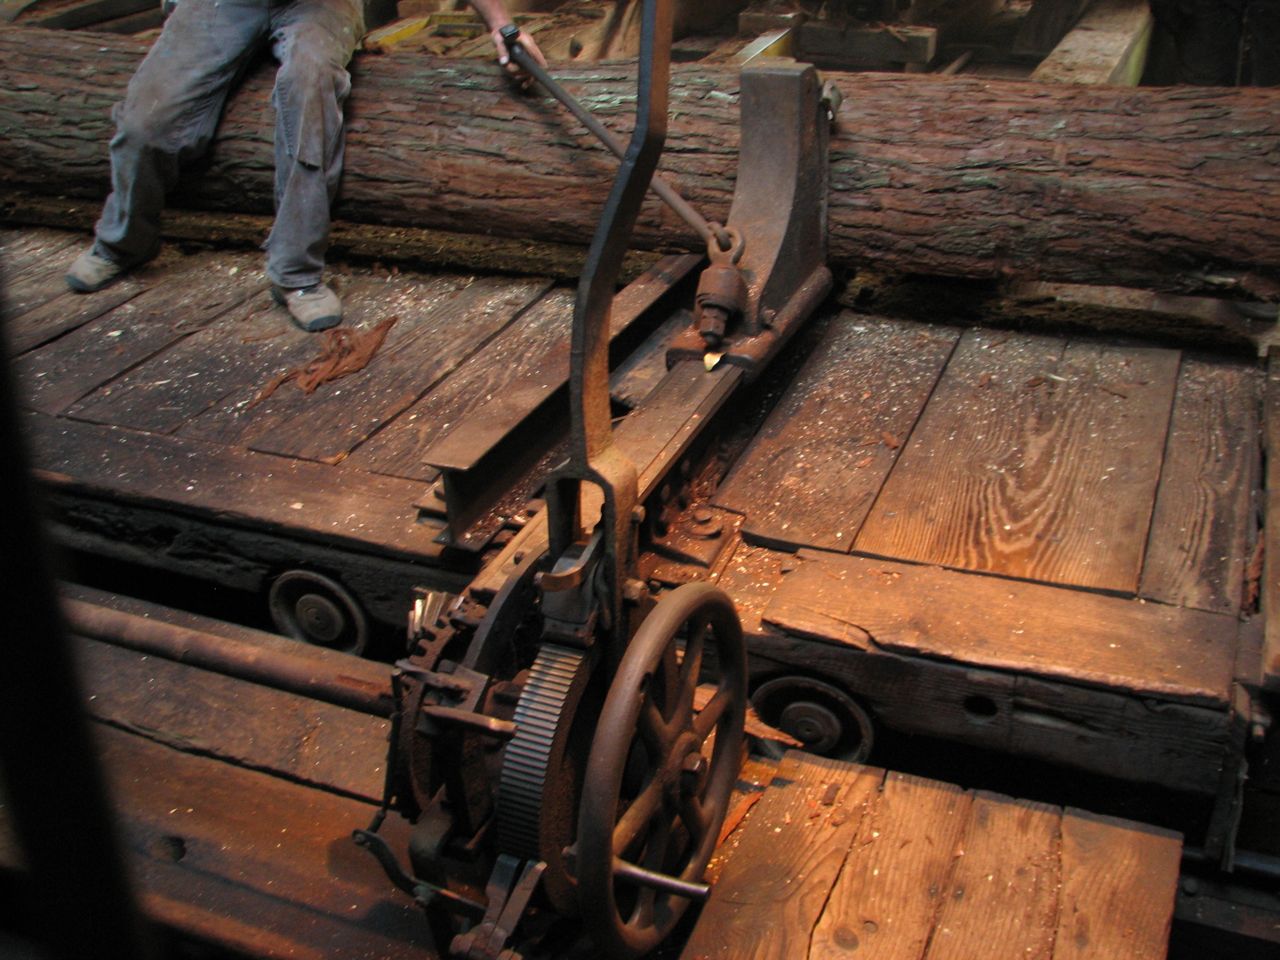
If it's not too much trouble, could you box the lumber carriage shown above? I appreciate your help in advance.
[1,2,1279,958]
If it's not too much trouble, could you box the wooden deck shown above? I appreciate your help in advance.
[4,226,694,623]
[1,587,1184,960]
[685,750,1182,960]
[3,224,1268,823]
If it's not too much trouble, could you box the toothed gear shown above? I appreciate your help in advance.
[496,643,597,913]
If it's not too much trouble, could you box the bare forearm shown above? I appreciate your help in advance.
[467,0,514,32]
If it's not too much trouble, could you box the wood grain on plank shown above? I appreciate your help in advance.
[67,274,396,436]
[0,228,81,284]
[346,286,574,480]
[25,411,443,560]
[246,275,550,463]
[763,550,1236,705]
[715,314,958,553]
[924,792,1061,960]
[1052,809,1181,960]
[75,637,389,802]
[13,251,265,415]
[416,253,700,475]
[1140,357,1261,615]
[856,330,1180,593]
[1031,0,1154,86]
[352,254,699,481]
[3,236,124,325]
[8,280,148,357]
[678,752,883,960]
[811,773,971,960]
[94,726,426,960]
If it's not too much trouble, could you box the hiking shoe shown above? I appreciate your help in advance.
[66,246,133,293]
[272,283,342,332]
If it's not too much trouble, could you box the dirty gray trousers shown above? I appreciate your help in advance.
[94,0,364,289]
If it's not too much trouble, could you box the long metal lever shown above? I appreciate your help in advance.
[500,23,732,253]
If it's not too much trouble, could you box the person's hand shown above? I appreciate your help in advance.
[491,25,547,88]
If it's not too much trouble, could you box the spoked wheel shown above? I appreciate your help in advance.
[576,583,747,958]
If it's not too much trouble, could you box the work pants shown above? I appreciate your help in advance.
[94,0,364,289]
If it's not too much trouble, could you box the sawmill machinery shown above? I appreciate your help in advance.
[353,2,836,957]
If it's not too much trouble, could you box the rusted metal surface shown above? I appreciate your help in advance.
[501,23,731,255]
[667,62,833,379]
[420,253,702,551]
[577,582,748,956]
[63,597,396,718]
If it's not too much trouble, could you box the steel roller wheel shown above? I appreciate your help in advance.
[576,583,747,958]
[268,570,369,655]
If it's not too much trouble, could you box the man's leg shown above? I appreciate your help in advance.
[264,0,363,301]
[90,0,268,270]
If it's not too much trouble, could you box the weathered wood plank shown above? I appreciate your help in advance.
[741,623,1231,794]
[690,753,1181,960]
[186,273,550,463]
[1,233,87,320]
[350,253,700,480]
[75,636,390,802]
[65,286,321,435]
[13,251,264,415]
[65,273,424,437]
[26,0,153,28]
[1052,809,1181,960]
[924,793,1061,960]
[798,21,939,66]
[93,726,426,960]
[0,227,80,280]
[1032,0,1154,86]
[245,275,550,464]
[856,329,1181,594]
[351,286,573,481]
[811,772,971,960]
[25,411,445,562]
[763,550,1237,706]
[715,314,958,553]
[1140,357,1261,615]
[679,752,883,960]
[8,280,148,358]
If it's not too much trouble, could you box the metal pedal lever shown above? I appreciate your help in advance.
[613,859,711,901]
[499,24,733,254]
[451,855,547,960]
[561,844,710,901]
[352,828,487,919]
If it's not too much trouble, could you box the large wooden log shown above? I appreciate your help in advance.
[0,28,1278,296]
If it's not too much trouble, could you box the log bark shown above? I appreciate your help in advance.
[1,28,1278,296]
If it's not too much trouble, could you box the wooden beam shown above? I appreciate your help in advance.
[798,19,939,67]
[762,549,1238,706]
[1032,0,1154,85]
